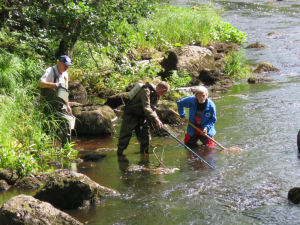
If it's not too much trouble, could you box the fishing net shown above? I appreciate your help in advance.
[220,147,243,156]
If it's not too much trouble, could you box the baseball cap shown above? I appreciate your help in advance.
[59,55,73,66]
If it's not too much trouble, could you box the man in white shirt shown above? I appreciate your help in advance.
[38,55,73,147]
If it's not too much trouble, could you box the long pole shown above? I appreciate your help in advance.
[162,127,214,170]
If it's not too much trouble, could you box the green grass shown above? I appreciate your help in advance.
[0,86,78,178]
[135,5,220,50]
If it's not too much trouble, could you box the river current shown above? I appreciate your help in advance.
[2,0,300,224]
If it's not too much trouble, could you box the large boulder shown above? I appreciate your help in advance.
[68,82,87,100]
[207,42,239,54]
[72,104,116,135]
[199,69,233,85]
[34,169,119,209]
[160,46,216,85]
[156,108,182,125]
[0,195,83,225]
[104,92,130,109]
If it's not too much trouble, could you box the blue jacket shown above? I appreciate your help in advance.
[177,96,217,137]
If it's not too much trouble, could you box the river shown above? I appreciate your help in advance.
[2,0,300,224]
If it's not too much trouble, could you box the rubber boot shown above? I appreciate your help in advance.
[117,149,125,156]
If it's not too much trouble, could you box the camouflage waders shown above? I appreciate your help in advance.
[117,113,150,155]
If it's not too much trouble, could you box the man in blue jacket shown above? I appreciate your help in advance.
[177,86,217,146]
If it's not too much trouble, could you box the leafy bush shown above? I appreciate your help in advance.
[211,21,247,44]
[224,50,252,79]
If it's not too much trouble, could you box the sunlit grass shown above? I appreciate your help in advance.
[135,5,220,50]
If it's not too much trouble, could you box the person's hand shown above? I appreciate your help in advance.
[67,104,72,114]
[155,118,163,129]
[53,83,59,89]
[203,128,207,135]
[182,117,188,123]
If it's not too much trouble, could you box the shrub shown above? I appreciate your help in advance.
[224,50,252,79]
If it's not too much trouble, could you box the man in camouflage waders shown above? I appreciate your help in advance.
[117,81,169,156]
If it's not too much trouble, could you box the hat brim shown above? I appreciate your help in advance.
[64,62,73,66]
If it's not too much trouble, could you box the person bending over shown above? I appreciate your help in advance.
[117,81,169,156]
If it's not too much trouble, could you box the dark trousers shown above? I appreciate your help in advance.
[117,113,150,154]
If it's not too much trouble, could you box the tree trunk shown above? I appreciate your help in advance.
[55,36,78,59]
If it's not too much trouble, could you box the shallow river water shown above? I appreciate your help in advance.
[2,0,300,224]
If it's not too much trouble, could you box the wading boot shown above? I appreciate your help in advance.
[117,149,125,156]
[140,146,149,154]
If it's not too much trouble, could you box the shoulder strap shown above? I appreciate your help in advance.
[52,66,59,83]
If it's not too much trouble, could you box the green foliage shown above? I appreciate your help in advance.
[166,70,192,99]
[70,39,162,93]
[0,0,157,58]
[105,60,161,93]
[0,48,45,94]
[0,50,23,94]
[0,86,78,177]
[224,50,252,79]
[211,21,247,44]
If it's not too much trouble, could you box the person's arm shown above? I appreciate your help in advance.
[66,100,72,114]
[38,67,59,89]
[203,101,217,133]
[38,80,59,89]
[140,88,162,128]
[177,97,192,122]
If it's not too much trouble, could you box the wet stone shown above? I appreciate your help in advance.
[0,180,10,191]
[248,77,276,84]
[16,177,43,189]
[47,161,63,166]
[288,187,300,204]
[0,195,83,225]
[83,153,107,162]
